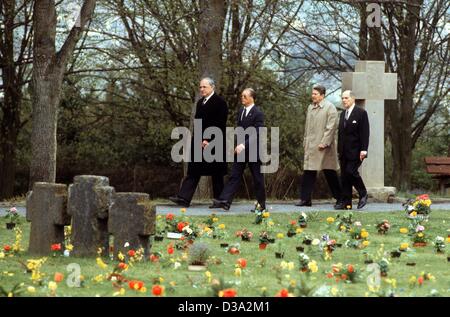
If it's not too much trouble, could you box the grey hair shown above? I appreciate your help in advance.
[342,90,356,99]
[200,77,215,87]
[243,87,256,99]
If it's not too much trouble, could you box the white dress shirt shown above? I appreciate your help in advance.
[203,91,214,104]
[241,104,255,121]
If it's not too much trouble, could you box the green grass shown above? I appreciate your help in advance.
[0,210,449,297]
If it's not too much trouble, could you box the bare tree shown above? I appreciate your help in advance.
[29,0,97,186]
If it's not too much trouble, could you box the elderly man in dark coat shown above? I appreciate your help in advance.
[169,77,228,207]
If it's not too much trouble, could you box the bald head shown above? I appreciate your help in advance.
[342,90,355,109]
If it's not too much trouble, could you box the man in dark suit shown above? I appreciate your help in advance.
[336,90,370,209]
[212,88,266,211]
[169,77,228,207]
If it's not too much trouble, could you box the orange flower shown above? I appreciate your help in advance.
[54,272,64,283]
[118,262,128,270]
[149,254,159,262]
[177,222,187,232]
[220,288,237,297]
[290,220,296,225]
[341,274,348,280]
[127,250,136,257]
[167,247,174,255]
[152,285,164,296]
[129,280,144,291]
[236,258,247,269]
[327,273,334,279]
[228,247,239,255]
[276,289,289,297]
[3,245,11,252]
[166,213,174,221]
[51,243,61,251]
[347,265,354,273]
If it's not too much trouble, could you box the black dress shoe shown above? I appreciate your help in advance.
[209,202,222,209]
[295,200,312,207]
[357,194,368,209]
[334,203,345,210]
[213,199,230,211]
[169,195,190,207]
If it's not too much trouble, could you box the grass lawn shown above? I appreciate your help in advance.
[0,209,449,297]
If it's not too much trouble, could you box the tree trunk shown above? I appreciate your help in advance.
[193,0,226,199]
[29,0,96,188]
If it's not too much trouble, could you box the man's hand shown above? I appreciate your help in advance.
[318,144,328,151]
[202,140,209,149]
[235,144,245,154]
[360,151,367,161]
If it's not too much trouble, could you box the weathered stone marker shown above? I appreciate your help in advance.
[68,175,115,257]
[26,182,70,255]
[342,60,398,201]
[109,193,156,260]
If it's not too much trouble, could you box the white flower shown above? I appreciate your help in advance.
[301,212,307,219]
[435,236,444,242]
[110,276,117,282]
[182,226,193,235]
[63,250,70,257]
[416,225,425,232]
[174,262,181,270]
[124,242,130,248]
[408,205,414,211]
[10,207,17,213]
[312,239,320,246]
[355,221,362,226]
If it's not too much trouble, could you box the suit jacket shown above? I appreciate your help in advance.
[187,93,228,176]
[338,106,369,161]
[235,105,265,162]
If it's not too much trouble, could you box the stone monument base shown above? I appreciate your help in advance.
[366,187,397,203]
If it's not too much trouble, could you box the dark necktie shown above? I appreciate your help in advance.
[344,110,349,128]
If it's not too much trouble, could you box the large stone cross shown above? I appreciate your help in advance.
[342,61,397,200]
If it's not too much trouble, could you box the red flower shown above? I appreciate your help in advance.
[417,276,424,285]
[127,250,136,257]
[118,262,128,270]
[3,245,11,252]
[347,265,354,273]
[228,247,239,255]
[54,272,64,283]
[327,273,334,279]
[167,247,174,255]
[221,288,237,297]
[152,285,164,296]
[259,243,267,250]
[177,222,187,232]
[290,220,296,225]
[51,243,61,251]
[149,254,159,262]
[166,213,174,221]
[236,258,247,268]
[129,280,144,290]
[341,274,348,280]
[417,194,429,200]
[276,289,289,297]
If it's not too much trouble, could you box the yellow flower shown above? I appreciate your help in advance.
[296,228,303,234]
[262,212,270,218]
[96,257,108,269]
[65,244,73,251]
[287,262,295,271]
[409,276,416,284]
[276,233,284,239]
[234,268,242,277]
[362,240,370,247]
[308,261,318,273]
[446,236,450,243]
[180,208,186,213]
[118,252,125,262]
[0,252,4,259]
[113,288,126,296]
[340,225,346,231]
[399,228,408,234]
[157,215,162,220]
[361,231,369,239]
[280,261,288,270]
[418,233,424,238]
[289,279,296,287]
[268,221,274,226]
[212,217,219,223]
[326,217,335,224]
[205,271,212,283]
[410,211,417,217]
[48,281,57,292]
[159,277,164,283]
[400,243,409,250]
[218,224,226,230]
[424,199,431,207]
[331,287,339,296]
[93,274,104,283]
[27,286,36,294]
[203,227,212,233]
[170,281,177,287]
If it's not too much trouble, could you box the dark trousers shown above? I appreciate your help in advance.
[178,174,224,203]
[300,170,342,202]
[219,161,266,208]
[340,159,367,205]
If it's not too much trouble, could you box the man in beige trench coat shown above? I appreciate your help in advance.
[296,85,343,208]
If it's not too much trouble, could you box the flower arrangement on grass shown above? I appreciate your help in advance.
[403,194,432,219]
[378,258,390,277]
[4,207,20,229]
[297,212,308,228]
[181,224,198,242]
[258,231,273,250]
[411,224,427,246]
[235,228,253,241]
[336,211,354,232]
[254,203,269,224]
[376,220,390,234]
[349,223,369,240]
[227,243,240,255]
[298,253,318,273]
[165,213,178,232]
[432,236,446,253]
[286,220,299,237]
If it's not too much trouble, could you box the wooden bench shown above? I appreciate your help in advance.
[424,157,450,195]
